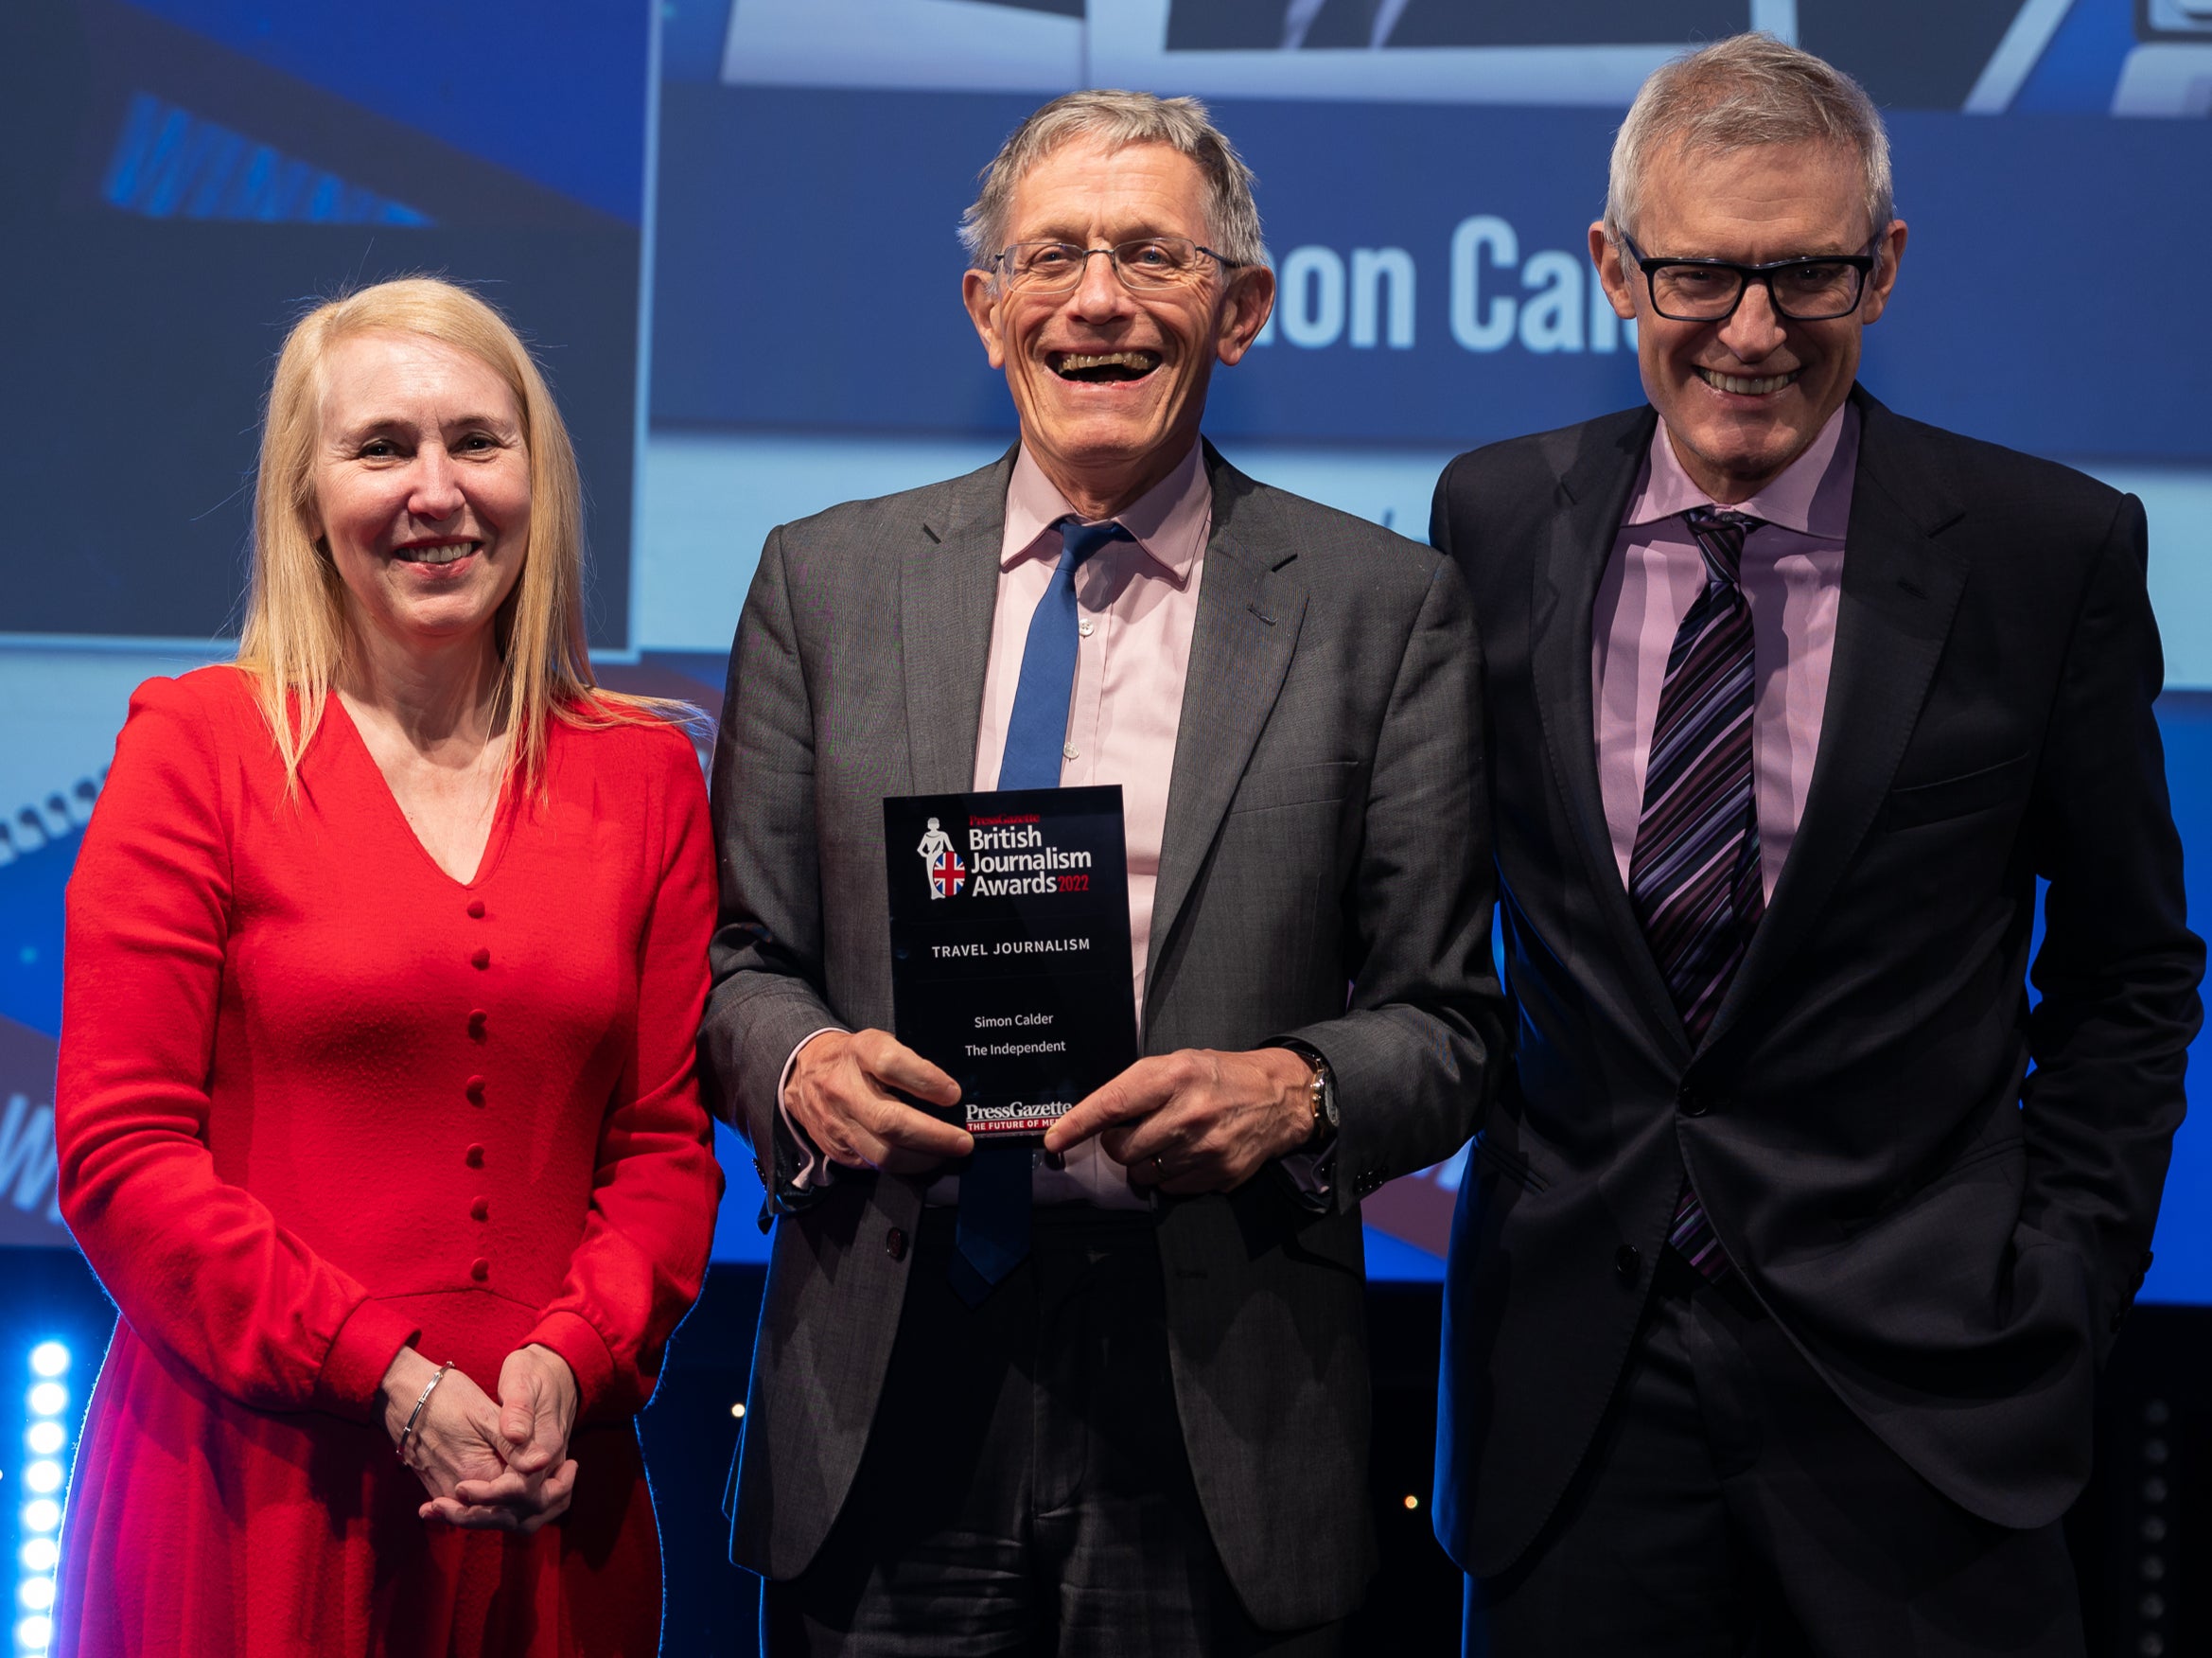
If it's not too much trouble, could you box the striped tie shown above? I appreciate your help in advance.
[1628,506,1764,1279]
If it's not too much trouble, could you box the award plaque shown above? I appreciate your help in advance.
[883,785,1138,1141]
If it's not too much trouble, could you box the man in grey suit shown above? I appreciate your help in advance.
[702,90,1501,1653]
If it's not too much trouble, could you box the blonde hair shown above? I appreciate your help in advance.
[1606,33,1893,245]
[237,275,690,793]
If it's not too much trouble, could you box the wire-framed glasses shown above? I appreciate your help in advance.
[990,237,1245,294]
[1621,232,1880,323]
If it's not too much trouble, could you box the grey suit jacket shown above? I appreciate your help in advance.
[701,443,1503,1630]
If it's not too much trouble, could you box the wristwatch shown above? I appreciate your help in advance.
[1279,1041,1338,1149]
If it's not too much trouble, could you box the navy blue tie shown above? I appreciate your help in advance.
[948,517,1131,1306]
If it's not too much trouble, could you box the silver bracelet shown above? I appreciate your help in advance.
[395,1362,453,1465]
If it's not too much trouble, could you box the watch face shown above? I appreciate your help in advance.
[1313,1067,1339,1130]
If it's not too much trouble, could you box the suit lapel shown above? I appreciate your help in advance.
[1147,451,1306,1027]
[1529,410,1694,1067]
[1702,391,1970,1048]
[902,449,1018,795]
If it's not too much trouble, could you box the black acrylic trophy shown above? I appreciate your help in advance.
[883,785,1138,1142]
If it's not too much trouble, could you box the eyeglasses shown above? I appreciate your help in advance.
[989,237,1246,294]
[1620,232,1880,323]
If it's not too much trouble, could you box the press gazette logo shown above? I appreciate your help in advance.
[919,814,1094,899]
[916,818,967,898]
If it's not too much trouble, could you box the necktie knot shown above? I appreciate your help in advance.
[1058,516,1132,569]
[1683,505,1760,587]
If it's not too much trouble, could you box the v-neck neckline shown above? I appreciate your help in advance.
[324,693,519,892]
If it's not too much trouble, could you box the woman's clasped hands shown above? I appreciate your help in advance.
[380,1345,580,1532]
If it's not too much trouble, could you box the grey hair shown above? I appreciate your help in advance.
[959,90,1265,271]
[1606,33,1893,245]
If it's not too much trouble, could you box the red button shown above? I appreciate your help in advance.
[470,1196,490,1222]
[470,947,490,970]
[469,1259,489,1282]
[465,1144,485,1168]
[465,1076,486,1104]
[466,899,485,919]
[467,1010,488,1038]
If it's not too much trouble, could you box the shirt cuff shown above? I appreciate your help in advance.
[1278,1139,1337,1211]
[314,1298,423,1422]
[778,1027,846,1192]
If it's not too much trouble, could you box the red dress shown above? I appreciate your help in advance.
[53,667,725,1657]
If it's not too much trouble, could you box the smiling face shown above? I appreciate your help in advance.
[961,137,1273,519]
[309,330,532,660]
[1592,140,1905,503]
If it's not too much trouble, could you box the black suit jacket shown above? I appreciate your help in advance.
[1430,387,2203,1577]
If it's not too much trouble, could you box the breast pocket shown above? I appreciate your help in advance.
[1875,751,2031,830]
[1226,759,1364,817]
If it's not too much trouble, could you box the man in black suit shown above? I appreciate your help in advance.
[1431,33,2203,1656]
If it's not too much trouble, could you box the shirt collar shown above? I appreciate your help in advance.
[1002,438,1210,585]
[1627,399,1858,539]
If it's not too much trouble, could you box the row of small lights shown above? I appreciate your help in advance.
[16,1342,70,1658]
[2135,1396,2172,1658]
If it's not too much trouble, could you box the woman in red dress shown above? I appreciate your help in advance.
[52,276,725,1656]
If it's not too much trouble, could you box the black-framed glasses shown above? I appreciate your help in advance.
[989,237,1246,294]
[1620,232,1880,323]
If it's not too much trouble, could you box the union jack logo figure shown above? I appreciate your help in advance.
[930,848,967,898]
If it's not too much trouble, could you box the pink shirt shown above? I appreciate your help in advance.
[1593,404,1857,901]
[975,440,1211,1010]
[945,441,1211,1208]
[784,441,1213,1209]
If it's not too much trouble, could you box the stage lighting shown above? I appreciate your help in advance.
[17,1342,77,1656]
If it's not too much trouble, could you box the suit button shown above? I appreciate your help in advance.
[470,947,491,970]
[885,1227,907,1261]
[470,1196,490,1222]
[466,899,485,919]
[469,1258,489,1282]
[465,1075,486,1104]
[465,1144,485,1168]
[1678,1085,1709,1118]
[467,1009,488,1038]
[1615,1244,1642,1287]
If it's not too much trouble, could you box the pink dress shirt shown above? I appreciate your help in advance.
[787,441,1213,1209]
[1593,404,1858,901]
[950,441,1213,1207]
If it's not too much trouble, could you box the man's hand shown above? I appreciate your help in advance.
[786,1028,974,1175]
[1043,1047,1316,1194]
